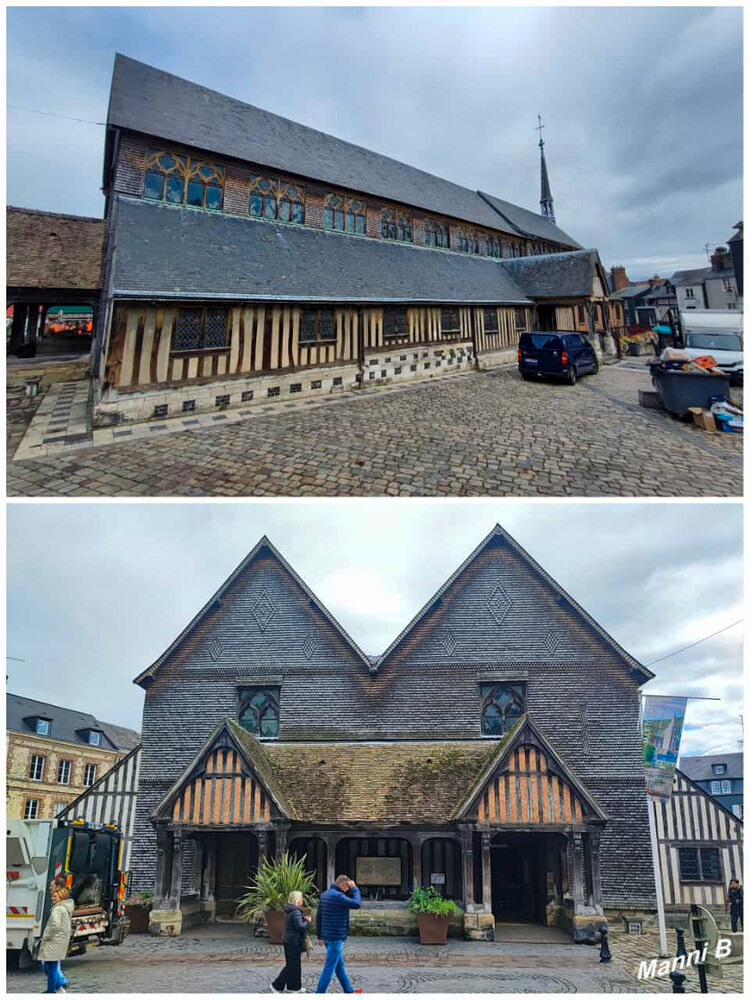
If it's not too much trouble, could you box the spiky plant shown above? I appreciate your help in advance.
[235,852,318,919]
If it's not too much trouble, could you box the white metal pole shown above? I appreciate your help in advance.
[647,794,669,957]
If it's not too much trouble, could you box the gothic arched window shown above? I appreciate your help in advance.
[325,194,365,234]
[486,235,502,258]
[238,688,280,739]
[480,683,526,736]
[457,228,480,255]
[381,208,412,242]
[249,176,305,223]
[425,219,449,249]
[143,150,224,211]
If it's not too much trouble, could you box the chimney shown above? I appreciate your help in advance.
[710,247,732,272]
[610,266,628,291]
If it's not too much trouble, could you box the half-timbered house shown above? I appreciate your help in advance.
[129,526,657,941]
[89,55,620,425]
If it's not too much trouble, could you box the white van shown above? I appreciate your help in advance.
[680,311,743,383]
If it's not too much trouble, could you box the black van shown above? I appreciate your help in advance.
[517,332,598,385]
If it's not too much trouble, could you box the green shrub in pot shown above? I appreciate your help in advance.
[236,853,318,944]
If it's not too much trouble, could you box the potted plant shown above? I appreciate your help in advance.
[236,852,317,945]
[406,885,461,945]
[123,891,153,934]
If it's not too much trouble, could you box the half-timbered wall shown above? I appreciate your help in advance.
[168,747,271,827]
[473,307,528,355]
[475,745,587,826]
[654,771,743,908]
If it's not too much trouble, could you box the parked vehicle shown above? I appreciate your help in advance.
[7,818,128,969]
[517,332,598,385]
[682,331,743,384]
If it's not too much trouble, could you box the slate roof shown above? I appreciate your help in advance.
[499,249,603,300]
[375,524,653,681]
[7,207,104,290]
[477,192,578,248]
[112,197,531,305]
[610,284,650,301]
[670,267,711,286]
[679,752,743,783]
[6,693,140,751]
[107,54,578,248]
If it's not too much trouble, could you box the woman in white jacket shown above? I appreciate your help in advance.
[38,877,75,993]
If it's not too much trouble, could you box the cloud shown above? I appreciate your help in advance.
[6,6,742,278]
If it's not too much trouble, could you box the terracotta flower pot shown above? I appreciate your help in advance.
[416,912,450,945]
[124,904,150,935]
[264,908,285,944]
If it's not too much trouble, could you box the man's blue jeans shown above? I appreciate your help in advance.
[315,939,353,993]
[41,961,68,993]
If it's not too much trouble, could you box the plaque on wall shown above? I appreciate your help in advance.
[355,856,402,886]
[430,872,446,885]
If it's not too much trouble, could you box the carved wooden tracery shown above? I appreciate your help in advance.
[144,150,224,211]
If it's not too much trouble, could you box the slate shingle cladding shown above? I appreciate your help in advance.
[130,530,656,909]
[500,249,602,299]
[111,197,531,304]
[108,54,578,248]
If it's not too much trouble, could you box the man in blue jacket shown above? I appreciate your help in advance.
[315,874,362,994]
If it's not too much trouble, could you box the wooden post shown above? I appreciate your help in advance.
[480,832,492,913]
[274,822,290,861]
[458,824,475,911]
[153,826,169,904]
[589,829,603,910]
[572,833,585,909]
[411,836,422,891]
[202,837,217,902]
[8,303,28,354]
[257,829,269,866]
[168,830,183,909]
[326,835,337,888]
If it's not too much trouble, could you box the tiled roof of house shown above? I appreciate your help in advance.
[670,267,711,286]
[499,249,604,300]
[112,197,531,305]
[679,752,743,782]
[107,54,579,248]
[6,693,140,750]
[7,207,104,290]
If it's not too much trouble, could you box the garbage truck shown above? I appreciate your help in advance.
[7,817,129,969]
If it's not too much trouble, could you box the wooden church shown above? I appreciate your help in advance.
[88,55,624,425]
[129,526,656,941]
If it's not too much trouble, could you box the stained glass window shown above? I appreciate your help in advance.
[383,308,409,338]
[143,150,223,211]
[486,236,502,258]
[381,209,412,242]
[480,683,526,736]
[457,229,480,255]
[173,308,229,352]
[325,193,363,233]
[250,176,305,224]
[425,219,449,248]
[299,309,336,343]
[238,688,280,739]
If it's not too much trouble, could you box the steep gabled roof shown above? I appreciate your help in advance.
[151,718,295,821]
[678,752,743,783]
[375,524,652,682]
[107,54,578,249]
[6,693,140,750]
[454,714,609,822]
[133,536,372,687]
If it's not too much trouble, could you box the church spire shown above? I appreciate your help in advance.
[536,114,555,223]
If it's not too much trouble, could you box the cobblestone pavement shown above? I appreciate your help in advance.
[609,927,743,994]
[7,364,743,497]
[6,929,637,993]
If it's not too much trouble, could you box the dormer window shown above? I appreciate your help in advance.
[88,730,102,746]
[238,687,280,739]
[712,763,727,775]
[29,717,51,736]
[480,683,526,736]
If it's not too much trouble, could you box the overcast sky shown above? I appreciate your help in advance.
[6,5,742,280]
[7,501,743,760]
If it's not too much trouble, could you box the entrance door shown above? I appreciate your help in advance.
[490,835,550,923]
[215,832,258,917]
[536,305,557,332]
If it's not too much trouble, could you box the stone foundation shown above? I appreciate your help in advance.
[362,340,475,386]
[476,346,516,370]
[93,362,360,426]
[149,908,183,937]
[463,911,496,941]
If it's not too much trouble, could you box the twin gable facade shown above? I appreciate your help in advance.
[130,527,657,939]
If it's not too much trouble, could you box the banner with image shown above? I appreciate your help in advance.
[642,695,687,799]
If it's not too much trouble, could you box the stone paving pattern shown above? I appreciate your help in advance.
[7,365,742,497]
[610,927,743,995]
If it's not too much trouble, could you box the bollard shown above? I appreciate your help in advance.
[599,925,612,963]
[670,927,688,993]
[25,377,40,399]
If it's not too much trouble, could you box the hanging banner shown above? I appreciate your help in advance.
[642,695,687,799]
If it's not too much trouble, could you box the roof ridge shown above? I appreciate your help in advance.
[7,205,104,224]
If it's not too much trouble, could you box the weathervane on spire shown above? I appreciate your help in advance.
[536,114,555,223]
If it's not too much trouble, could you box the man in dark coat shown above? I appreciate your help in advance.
[314,875,362,994]
[726,878,743,932]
